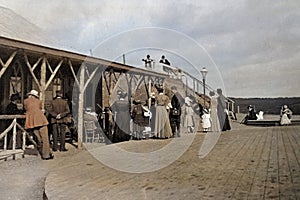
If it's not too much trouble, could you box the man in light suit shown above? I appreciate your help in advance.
[49,91,70,151]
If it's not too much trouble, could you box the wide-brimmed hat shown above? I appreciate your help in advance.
[10,93,20,101]
[27,90,39,98]
[56,90,63,97]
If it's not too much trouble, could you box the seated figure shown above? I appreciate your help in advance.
[241,105,257,124]
[256,111,264,120]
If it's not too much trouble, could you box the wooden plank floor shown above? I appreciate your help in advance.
[44,121,300,200]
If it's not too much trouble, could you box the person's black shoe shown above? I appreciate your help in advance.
[60,148,68,152]
[42,154,54,160]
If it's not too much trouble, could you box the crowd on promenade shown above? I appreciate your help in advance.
[1,83,235,160]
[105,86,232,144]
[2,84,295,162]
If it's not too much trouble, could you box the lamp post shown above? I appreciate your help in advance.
[200,67,208,108]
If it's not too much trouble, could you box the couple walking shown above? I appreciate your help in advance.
[209,89,231,132]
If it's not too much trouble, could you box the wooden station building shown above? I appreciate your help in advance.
[0,36,232,151]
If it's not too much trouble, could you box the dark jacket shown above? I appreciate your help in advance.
[49,97,70,124]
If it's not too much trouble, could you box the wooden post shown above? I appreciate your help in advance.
[4,134,7,150]
[77,65,85,149]
[22,131,26,151]
[40,55,47,109]
[12,118,16,151]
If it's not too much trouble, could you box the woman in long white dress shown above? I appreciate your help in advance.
[280,105,292,125]
[209,91,221,132]
[184,101,195,133]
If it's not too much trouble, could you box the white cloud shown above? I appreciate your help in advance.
[0,0,299,97]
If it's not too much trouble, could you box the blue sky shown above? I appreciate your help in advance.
[1,0,299,98]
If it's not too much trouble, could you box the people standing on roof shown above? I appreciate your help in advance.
[24,90,53,160]
[142,54,154,69]
[159,55,170,66]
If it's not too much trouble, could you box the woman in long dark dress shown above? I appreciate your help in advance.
[111,91,131,143]
[216,88,231,131]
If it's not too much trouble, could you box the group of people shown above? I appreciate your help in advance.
[110,85,184,143]
[200,89,231,133]
[3,85,236,159]
[109,86,233,143]
[142,55,171,69]
[5,90,72,160]
[241,104,293,126]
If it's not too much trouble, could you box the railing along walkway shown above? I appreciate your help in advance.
[0,115,36,161]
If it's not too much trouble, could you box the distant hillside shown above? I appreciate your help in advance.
[230,97,300,115]
[0,6,54,46]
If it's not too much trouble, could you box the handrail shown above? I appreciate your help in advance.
[0,115,26,120]
[0,116,33,158]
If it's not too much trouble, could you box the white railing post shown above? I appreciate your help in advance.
[12,118,17,151]
[4,134,7,150]
[22,132,26,151]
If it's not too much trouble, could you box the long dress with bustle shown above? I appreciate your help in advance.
[111,99,131,143]
[154,93,172,138]
[210,95,221,132]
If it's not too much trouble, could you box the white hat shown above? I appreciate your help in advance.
[27,89,39,98]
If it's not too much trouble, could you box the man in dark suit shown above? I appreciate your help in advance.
[49,91,70,151]
[169,86,184,137]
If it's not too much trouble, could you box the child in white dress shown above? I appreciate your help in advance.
[202,108,211,132]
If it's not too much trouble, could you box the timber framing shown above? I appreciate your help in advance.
[0,36,166,148]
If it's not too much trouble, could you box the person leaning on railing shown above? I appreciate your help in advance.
[6,93,23,149]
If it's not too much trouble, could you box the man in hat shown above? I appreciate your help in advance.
[169,86,184,137]
[24,90,53,160]
[49,90,70,151]
[6,93,23,149]
[6,93,22,115]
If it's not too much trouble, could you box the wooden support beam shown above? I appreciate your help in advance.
[0,50,17,78]
[46,59,54,74]
[103,72,111,96]
[68,59,80,88]
[45,59,64,90]
[77,66,85,149]
[32,56,42,72]
[40,55,47,109]
[83,67,98,92]
[24,53,42,90]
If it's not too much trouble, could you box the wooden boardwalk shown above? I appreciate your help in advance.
[44,120,300,199]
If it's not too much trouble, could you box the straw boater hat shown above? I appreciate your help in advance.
[27,89,39,98]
